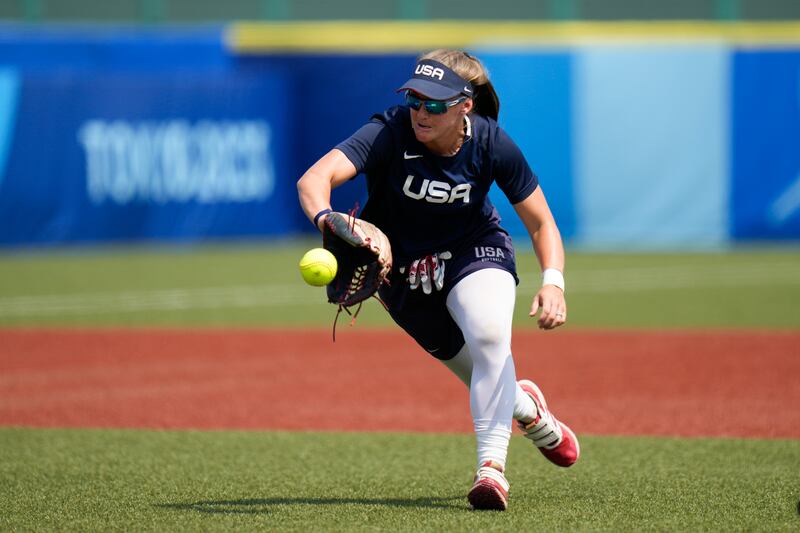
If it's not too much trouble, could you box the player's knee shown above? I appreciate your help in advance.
[466,318,511,355]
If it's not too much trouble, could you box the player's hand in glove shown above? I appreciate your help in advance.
[401,251,452,295]
[322,212,392,307]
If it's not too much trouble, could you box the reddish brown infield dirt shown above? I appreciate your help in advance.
[0,328,798,439]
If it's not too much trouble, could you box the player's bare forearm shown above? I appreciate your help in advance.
[531,220,565,273]
[297,149,358,230]
[513,187,567,329]
[297,167,333,229]
[512,187,564,272]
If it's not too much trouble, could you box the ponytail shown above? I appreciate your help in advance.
[472,79,500,121]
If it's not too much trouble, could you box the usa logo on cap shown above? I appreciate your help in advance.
[398,59,474,100]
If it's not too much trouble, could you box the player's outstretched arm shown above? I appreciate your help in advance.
[512,187,567,330]
[297,149,358,231]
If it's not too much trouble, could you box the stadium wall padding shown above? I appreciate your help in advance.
[0,24,798,247]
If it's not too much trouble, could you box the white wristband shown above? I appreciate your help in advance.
[542,268,565,292]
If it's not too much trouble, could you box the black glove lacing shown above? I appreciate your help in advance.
[329,203,390,341]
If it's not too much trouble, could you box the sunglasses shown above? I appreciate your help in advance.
[405,92,467,115]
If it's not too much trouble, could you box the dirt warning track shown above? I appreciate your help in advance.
[1,328,797,439]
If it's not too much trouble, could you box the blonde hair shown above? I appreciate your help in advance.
[420,49,500,120]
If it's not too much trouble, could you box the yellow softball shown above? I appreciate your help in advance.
[299,248,338,286]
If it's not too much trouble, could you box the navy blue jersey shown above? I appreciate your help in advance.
[335,105,538,263]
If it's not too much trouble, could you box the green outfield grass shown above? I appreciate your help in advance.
[1,428,798,532]
[2,244,799,532]
[0,242,798,328]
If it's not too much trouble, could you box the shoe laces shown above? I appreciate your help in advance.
[473,461,509,492]
[519,400,563,450]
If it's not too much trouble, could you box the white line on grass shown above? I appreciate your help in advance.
[0,285,325,317]
[0,262,798,318]
[562,262,800,293]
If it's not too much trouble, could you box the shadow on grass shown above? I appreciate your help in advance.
[157,495,465,514]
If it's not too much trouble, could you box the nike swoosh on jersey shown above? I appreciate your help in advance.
[404,151,423,159]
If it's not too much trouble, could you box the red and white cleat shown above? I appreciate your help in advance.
[467,461,509,511]
[517,379,580,467]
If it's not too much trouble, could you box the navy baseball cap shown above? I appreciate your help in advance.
[397,59,474,101]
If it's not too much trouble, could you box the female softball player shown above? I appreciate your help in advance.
[297,49,579,511]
